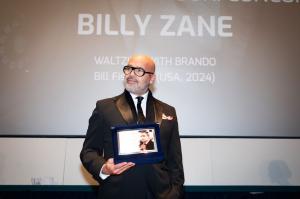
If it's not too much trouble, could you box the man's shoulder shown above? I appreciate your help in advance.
[153,97,176,112]
[95,93,123,107]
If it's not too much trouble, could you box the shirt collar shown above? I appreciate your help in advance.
[129,91,149,102]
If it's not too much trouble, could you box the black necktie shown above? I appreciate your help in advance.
[136,96,145,123]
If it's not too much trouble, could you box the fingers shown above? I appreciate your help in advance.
[103,158,135,175]
[114,161,129,169]
[113,162,135,175]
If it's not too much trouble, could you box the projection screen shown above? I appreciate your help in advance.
[0,0,300,137]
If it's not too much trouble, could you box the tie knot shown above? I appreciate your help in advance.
[136,96,144,103]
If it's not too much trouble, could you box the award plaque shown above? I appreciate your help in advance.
[111,123,163,164]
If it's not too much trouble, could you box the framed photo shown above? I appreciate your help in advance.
[111,123,163,164]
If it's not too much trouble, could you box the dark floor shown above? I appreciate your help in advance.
[0,191,300,199]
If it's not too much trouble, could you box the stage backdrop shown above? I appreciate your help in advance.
[0,0,299,137]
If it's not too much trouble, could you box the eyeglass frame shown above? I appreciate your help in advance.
[123,65,154,77]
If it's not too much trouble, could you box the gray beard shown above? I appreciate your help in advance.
[123,81,149,95]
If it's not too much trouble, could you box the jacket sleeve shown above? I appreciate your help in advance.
[80,104,106,183]
[165,108,185,199]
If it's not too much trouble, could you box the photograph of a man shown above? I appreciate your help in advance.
[139,129,155,152]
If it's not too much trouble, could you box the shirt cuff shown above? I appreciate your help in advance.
[99,164,110,180]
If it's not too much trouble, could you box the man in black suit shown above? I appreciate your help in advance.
[139,130,155,151]
[80,55,184,199]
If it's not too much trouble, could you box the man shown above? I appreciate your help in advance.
[80,55,184,199]
[139,130,155,151]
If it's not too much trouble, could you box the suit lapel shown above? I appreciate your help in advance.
[147,91,163,125]
[115,91,137,124]
[153,99,163,125]
[115,90,163,125]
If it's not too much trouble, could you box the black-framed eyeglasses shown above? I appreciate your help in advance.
[123,65,154,77]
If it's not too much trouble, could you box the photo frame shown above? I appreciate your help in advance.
[111,123,163,164]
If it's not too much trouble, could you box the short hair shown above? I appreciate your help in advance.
[138,130,149,135]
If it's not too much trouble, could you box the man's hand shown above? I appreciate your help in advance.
[102,158,135,175]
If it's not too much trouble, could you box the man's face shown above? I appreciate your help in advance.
[124,56,155,95]
[140,132,150,143]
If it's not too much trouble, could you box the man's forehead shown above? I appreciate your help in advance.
[128,56,154,67]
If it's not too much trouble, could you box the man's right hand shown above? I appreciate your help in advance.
[102,158,135,175]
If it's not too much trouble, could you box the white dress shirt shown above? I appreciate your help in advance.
[129,91,148,117]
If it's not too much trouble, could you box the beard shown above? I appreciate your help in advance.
[124,76,149,95]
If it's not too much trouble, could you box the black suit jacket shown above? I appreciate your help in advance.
[80,90,184,199]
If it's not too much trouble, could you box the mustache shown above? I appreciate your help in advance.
[126,76,138,82]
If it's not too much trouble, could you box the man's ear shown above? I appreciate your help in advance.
[150,74,156,84]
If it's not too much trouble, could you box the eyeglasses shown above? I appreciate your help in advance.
[123,65,154,77]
